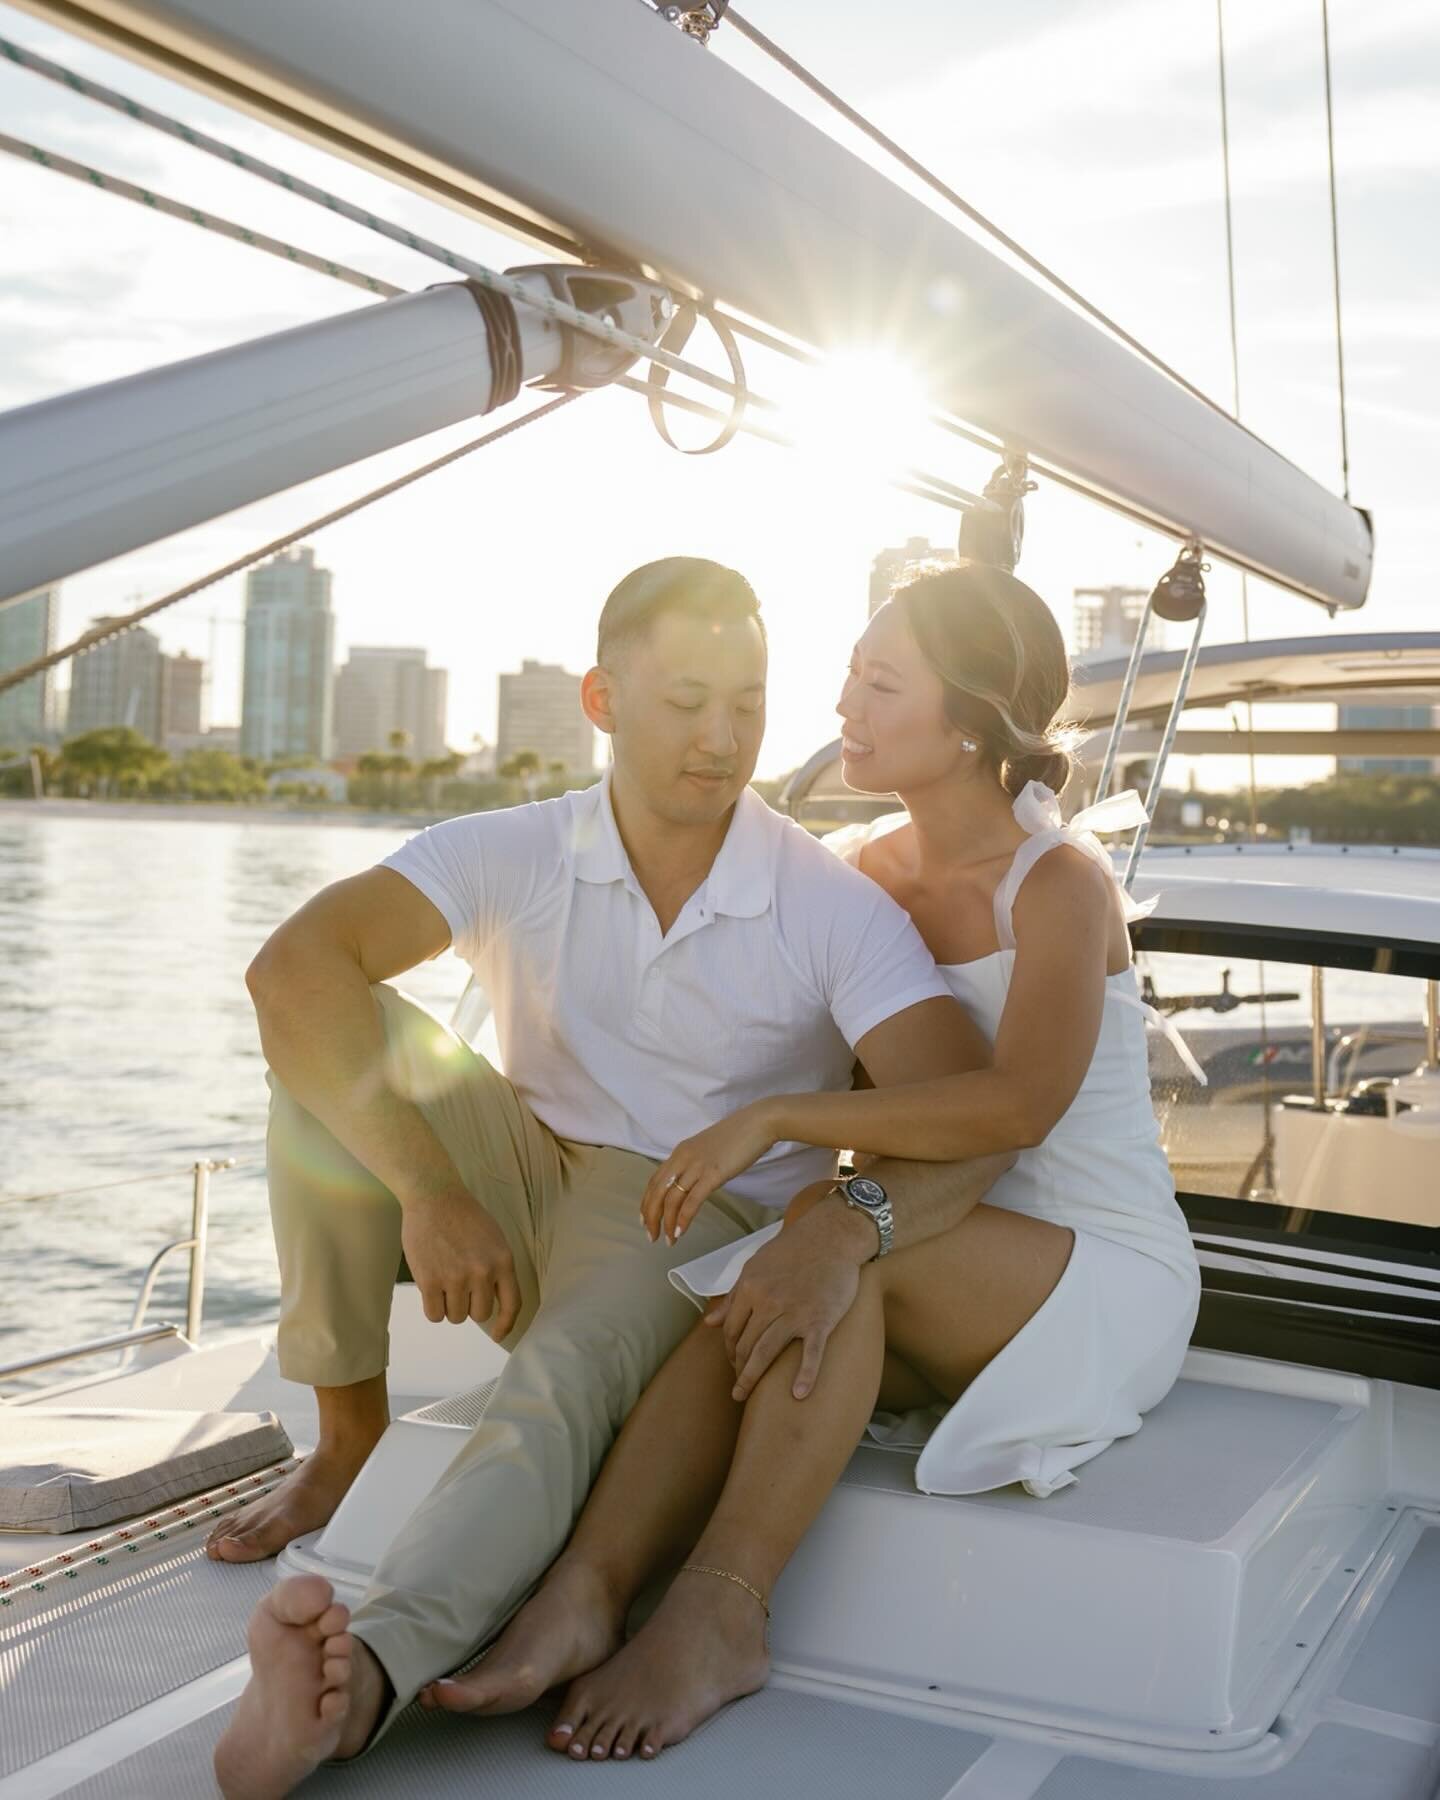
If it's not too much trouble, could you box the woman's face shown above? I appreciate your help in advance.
[835,601,972,795]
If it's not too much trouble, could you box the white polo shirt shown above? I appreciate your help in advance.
[380,774,950,1209]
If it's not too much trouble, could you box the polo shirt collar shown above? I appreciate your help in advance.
[572,770,775,918]
[570,770,632,886]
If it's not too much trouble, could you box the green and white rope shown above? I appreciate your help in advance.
[0,130,400,297]
[0,1457,300,1619]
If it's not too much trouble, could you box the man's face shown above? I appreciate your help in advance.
[592,610,767,825]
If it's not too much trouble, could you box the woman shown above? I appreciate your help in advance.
[420,562,1203,1760]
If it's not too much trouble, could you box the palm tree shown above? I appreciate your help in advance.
[58,727,168,799]
[354,750,388,809]
[418,750,463,811]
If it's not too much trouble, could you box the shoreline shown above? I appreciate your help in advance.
[0,797,444,829]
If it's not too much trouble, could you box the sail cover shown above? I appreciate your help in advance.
[14,0,1373,611]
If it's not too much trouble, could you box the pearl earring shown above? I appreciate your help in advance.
[961,738,978,752]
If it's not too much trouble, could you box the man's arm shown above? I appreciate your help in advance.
[248,866,521,1334]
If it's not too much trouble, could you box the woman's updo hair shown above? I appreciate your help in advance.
[890,561,1083,798]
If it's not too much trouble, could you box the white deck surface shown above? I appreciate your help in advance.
[3,1323,1439,1797]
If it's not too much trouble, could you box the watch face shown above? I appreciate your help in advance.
[847,1176,887,1210]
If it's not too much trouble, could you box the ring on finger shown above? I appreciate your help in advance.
[664,1176,691,1193]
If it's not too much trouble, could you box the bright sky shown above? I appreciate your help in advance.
[1,0,1436,781]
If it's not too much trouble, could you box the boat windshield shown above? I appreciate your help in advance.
[1139,945,1438,1231]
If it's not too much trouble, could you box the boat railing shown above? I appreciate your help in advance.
[0,1152,261,1390]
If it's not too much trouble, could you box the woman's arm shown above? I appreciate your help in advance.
[776,846,1112,1157]
[643,846,1116,1238]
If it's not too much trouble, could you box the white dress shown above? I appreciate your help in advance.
[671,783,1204,1499]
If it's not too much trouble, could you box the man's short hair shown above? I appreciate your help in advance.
[596,557,764,665]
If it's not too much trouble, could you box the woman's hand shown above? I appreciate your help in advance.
[640,1100,783,1243]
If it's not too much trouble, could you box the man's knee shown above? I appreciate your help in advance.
[506,1291,693,1418]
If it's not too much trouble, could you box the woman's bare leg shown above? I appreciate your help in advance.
[426,1301,936,1724]
[420,1314,744,1717]
[555,1202,1074,1762]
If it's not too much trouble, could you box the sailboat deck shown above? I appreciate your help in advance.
[4,1332,1438,1799]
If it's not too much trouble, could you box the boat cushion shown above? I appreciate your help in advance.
[0,1407,293,1533]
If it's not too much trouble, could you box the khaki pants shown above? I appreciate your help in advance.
[266,983,767,1735]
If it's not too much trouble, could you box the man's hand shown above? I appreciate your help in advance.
[400,1192,522,1339]
[705,1197,873,1402]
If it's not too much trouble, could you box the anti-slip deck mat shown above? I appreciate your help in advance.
[64,1686,992,1799]
[0,1543,269,1777]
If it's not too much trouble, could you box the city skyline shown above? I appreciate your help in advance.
[0,0,1435,783]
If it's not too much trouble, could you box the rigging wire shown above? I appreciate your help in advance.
[1319,0,1352,502]
[0,33,589,262]
[1215,0,1275,1199]
[0,34,762,417]
[0,392,583,699]
[0,133,400,298]
[0,30,995,496]
[723,6,1254,432]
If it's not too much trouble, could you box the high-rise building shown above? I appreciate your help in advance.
[161,652,204,743]
[240,546,335,762]
[333,646,449,760]
[1073,586,1165,659]
[0,588,57,748]
[496,660,595,772]
[67,619,164,742]
[1338,703,1440,776]
[868,537,955,618]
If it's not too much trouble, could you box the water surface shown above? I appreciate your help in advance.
[0,809,467,1378]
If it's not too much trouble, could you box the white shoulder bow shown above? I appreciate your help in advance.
[1013,781,1157,924]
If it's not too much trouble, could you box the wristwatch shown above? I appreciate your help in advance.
[832,1172,894,1261]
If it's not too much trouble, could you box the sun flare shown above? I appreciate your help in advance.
[782,349,933,485]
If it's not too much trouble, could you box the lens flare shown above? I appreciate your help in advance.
[782,350,932,485]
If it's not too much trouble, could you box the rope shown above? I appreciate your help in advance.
[0,132,399,298]
[0,31,852,407]
[724,6,1252,431]
[0,34,754,414]
[0,1458,301,1616]
[1319,0,1351,501]
[0,29,999,684]
[0,33,586,260]
[0,392,582,698]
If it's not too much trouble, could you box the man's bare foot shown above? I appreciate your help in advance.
[213,1576,356,1799]
[207,1441,378,1563]
[419,1556,626,1718]
[547,1566,769,1762]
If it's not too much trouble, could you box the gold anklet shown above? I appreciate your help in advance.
[679,1562,771,1620]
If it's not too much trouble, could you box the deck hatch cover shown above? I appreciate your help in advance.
[1031,1723,1438,1796]
[1336,1523,1440,1723]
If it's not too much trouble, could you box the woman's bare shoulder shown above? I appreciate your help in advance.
[1013,840,1113,919]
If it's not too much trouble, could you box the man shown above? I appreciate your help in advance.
[213,558,1003,1796]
